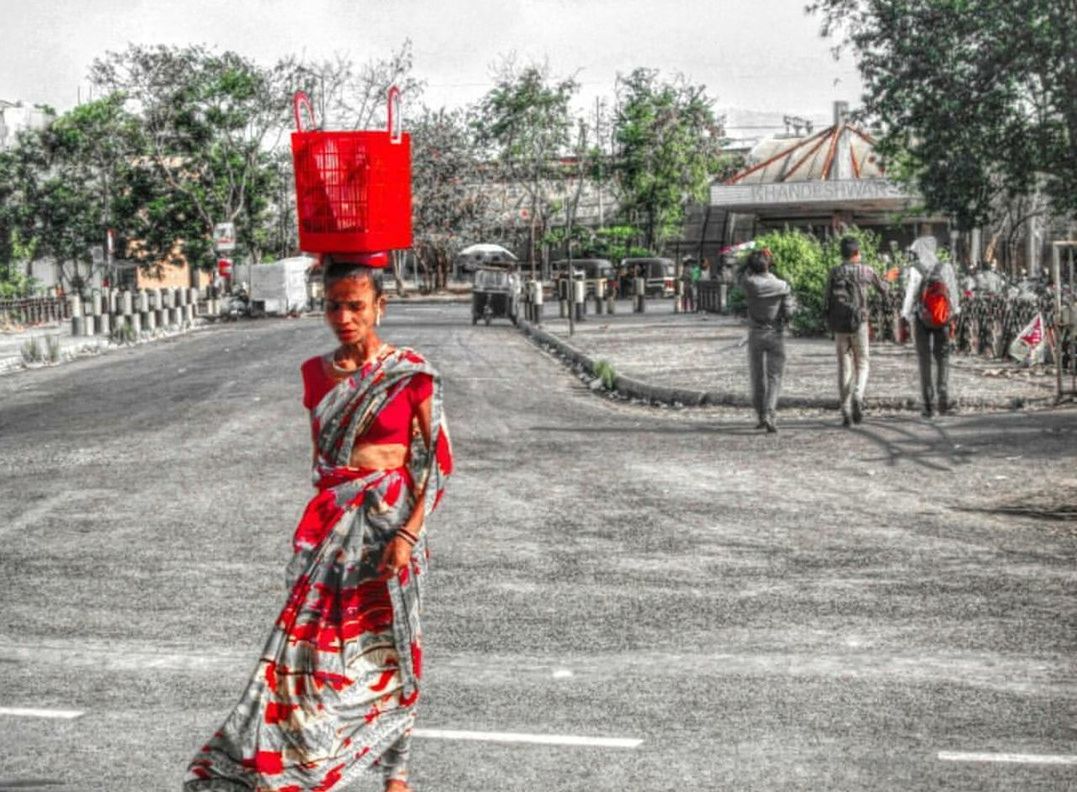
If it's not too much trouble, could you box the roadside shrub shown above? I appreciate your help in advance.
[594,359,617,390]
[45,335,61,363]
[20,336,43,363]
[751,227,884,335]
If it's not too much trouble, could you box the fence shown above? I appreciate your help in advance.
[0,297,70,327]
[700,280,1058,362]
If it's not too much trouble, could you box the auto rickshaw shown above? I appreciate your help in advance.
[471,264,520,326]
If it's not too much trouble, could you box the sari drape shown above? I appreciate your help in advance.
[185,348,452,792]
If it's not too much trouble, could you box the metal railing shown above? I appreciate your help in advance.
[0,297,70,327]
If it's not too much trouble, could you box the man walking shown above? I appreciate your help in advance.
[823,236,889,426]
[902,232,960,417]
[742,248,793,433]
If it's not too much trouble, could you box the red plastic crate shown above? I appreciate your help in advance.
[291,88,412,255]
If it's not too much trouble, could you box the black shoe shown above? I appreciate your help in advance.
[939,399,956,415]
[764,419,778,434]
[755,418,767,430]
[841,412,851,428]
[851,399,864,424]
[921,404,934,418]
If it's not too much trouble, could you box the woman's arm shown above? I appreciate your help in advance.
[378,389,434,576]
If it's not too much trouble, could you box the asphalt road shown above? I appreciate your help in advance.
[0,303,1075,791]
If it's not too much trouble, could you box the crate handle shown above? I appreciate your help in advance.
[293,91,316,132]
[387,86,402,144]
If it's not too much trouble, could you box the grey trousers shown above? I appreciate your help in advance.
[748,327,786,419]
[914,317,951,407]
[834,324,870,414]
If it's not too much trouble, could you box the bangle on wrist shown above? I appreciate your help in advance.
[396,527,419,546]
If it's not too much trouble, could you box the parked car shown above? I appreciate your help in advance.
[551,258,614,298]
[621,257,675,297]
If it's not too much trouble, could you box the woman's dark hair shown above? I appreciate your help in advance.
[322,256,384,298]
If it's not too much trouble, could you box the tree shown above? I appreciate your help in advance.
[613,68,729,251]
[286,40,425,132]
[90,44,294,268]
[807,0,1077,229]
[410,106,492,291]
[1,97,138,290]
[476,60,579,275]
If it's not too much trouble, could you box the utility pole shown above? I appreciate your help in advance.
[595,97,604,227]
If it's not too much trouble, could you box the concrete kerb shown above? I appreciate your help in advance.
[0,319,213,377]
[516,318,1054,412]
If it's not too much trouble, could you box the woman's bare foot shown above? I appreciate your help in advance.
[385,779,412,792]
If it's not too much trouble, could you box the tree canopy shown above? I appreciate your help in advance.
[613,68,729,250]
[808,0,1077,229]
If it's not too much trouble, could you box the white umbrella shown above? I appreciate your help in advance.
[459,243,518,264]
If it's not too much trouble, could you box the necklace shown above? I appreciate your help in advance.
[329,342,390,376]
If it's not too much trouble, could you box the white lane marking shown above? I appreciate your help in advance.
[552,669,574,679]
[0,494,65,538]
[0,707,84,720]
[938,751,1077,765]
[414,728,641,749]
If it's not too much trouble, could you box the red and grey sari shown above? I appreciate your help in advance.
[185,347,453,791]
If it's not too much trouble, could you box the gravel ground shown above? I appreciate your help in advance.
[541,300,1059,409]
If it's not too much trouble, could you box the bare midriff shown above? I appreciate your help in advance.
[348,442,409,470]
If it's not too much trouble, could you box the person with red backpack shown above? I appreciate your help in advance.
[902,233,960,417]
[823,236,890,426]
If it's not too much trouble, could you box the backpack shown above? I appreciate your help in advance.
[918,264,952,329]
[827,267,864,333]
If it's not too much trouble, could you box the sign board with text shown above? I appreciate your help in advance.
[213,222,236,252]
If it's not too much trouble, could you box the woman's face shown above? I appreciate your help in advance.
[325,276,383,346]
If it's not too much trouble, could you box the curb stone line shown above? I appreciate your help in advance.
[516,318,1052,412]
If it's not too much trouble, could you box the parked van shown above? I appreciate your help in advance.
[622,257,675,297]
[551,258,614,298]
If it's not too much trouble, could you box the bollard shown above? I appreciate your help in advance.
[96,313,111,336]
[72,316,85,336]
[183,304,194,325]
[171,306,183,327]
[606,293,615,315]
[136,290,148,313]
[121,290,133,316]
[531,281,544,324]
[634,277,646,313]
[92,292,103,317]
[132,313,143,335]
[178,288,188,308]
[151,289,162,310]
[146,310,158,331]
[559,299,568,318]
[106,289,118,315]
[594,279,606,315]
[68,295,82,318]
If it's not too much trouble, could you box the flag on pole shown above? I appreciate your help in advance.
[1008,313,1046,365]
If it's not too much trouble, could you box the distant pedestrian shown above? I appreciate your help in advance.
[823,236,889,426]
[680,260,696,312]
[741,248,793,433]
[902,233,960,417]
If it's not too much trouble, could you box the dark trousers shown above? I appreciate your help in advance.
[748,327,786,420]
[914,317,951,408]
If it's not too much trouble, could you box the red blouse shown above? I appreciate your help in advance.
[300,355,432,446]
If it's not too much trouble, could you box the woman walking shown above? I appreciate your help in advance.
[185,255,453,792]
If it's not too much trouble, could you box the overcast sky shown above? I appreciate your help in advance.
[0,0,863,136]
